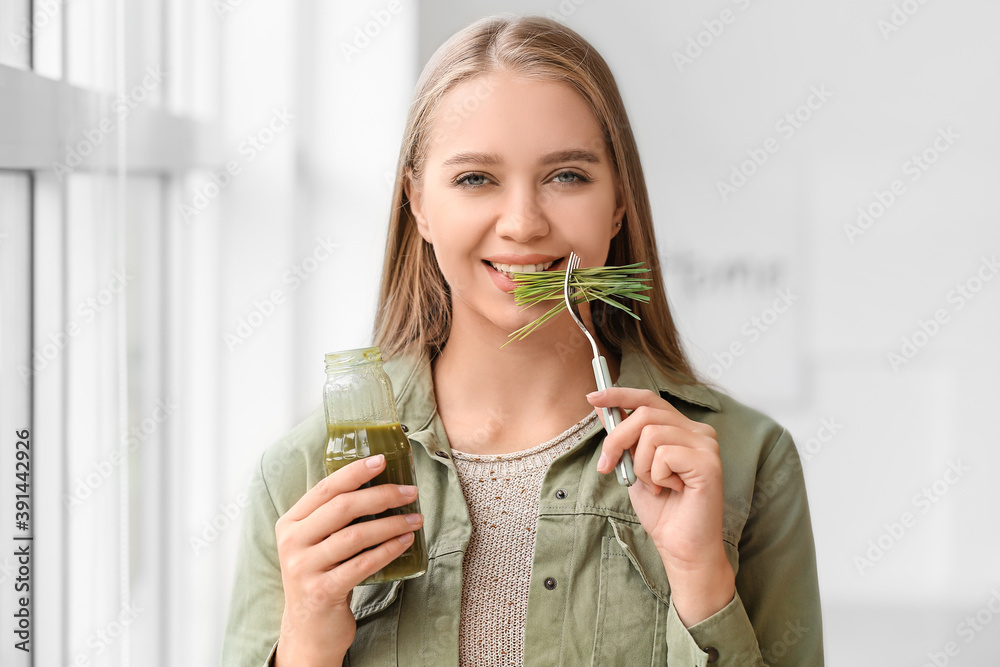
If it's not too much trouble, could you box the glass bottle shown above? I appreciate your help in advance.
[323,346,428,584]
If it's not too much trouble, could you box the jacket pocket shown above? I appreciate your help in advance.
[592,519,670,666]
[351,580,402,620]
[345,581,403,666]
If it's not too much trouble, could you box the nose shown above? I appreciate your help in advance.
[494,181,549,242]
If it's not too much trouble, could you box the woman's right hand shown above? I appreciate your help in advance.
[273,454,423,666]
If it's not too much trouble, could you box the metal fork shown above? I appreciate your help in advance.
[564,252,636,487]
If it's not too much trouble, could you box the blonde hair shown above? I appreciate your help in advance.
[374,15,700,384]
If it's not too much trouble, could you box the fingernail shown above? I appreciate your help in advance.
[365,454,384,469]
[399,485,418,498]
[405,513,422,526]
[587,390,605,399]
[597,453,608,472]
[397,532,415,545]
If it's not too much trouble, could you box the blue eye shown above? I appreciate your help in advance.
[553,171,588,184]
[456,173,489,187]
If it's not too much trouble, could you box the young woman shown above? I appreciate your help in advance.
[223,15,822,666]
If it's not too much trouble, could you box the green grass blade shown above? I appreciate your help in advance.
[503,262,651,345]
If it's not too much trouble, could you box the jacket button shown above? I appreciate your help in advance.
[704,647,719,663]
[554,489,567,499]
[434,451,449,459]
[544,577,557,590]
[400,424,408,433]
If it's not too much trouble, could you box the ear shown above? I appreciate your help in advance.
[404,170,433,244]
[611,181,626,237]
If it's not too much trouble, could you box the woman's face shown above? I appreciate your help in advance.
[406,71,625,339]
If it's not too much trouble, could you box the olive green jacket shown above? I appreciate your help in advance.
[222,348,823,666]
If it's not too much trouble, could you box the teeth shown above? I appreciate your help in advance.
[489,260,555,275]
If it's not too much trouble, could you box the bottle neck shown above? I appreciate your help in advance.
[325,346,382,373]
[323,347,399,426]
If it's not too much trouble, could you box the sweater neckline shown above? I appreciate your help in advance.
[450,410,599,466]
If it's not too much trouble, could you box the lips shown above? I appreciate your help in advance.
[482,256,563,292]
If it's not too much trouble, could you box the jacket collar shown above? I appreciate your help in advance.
[617,348,721,412]
[384,346,720,436]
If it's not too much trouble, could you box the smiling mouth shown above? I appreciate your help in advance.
[485,259,561,280]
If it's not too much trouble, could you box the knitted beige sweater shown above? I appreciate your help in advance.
[450,411,599,667]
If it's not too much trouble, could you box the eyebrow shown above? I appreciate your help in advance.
[539,149,601,166]
[440,149,602,168]
[441,151,503,167]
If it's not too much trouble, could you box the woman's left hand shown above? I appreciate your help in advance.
[587,387,736,626]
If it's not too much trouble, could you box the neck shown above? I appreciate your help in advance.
[431,304,619,454]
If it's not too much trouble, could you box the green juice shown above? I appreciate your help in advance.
[324,422,428,584]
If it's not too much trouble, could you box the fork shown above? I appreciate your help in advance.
[564,252,636,487]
